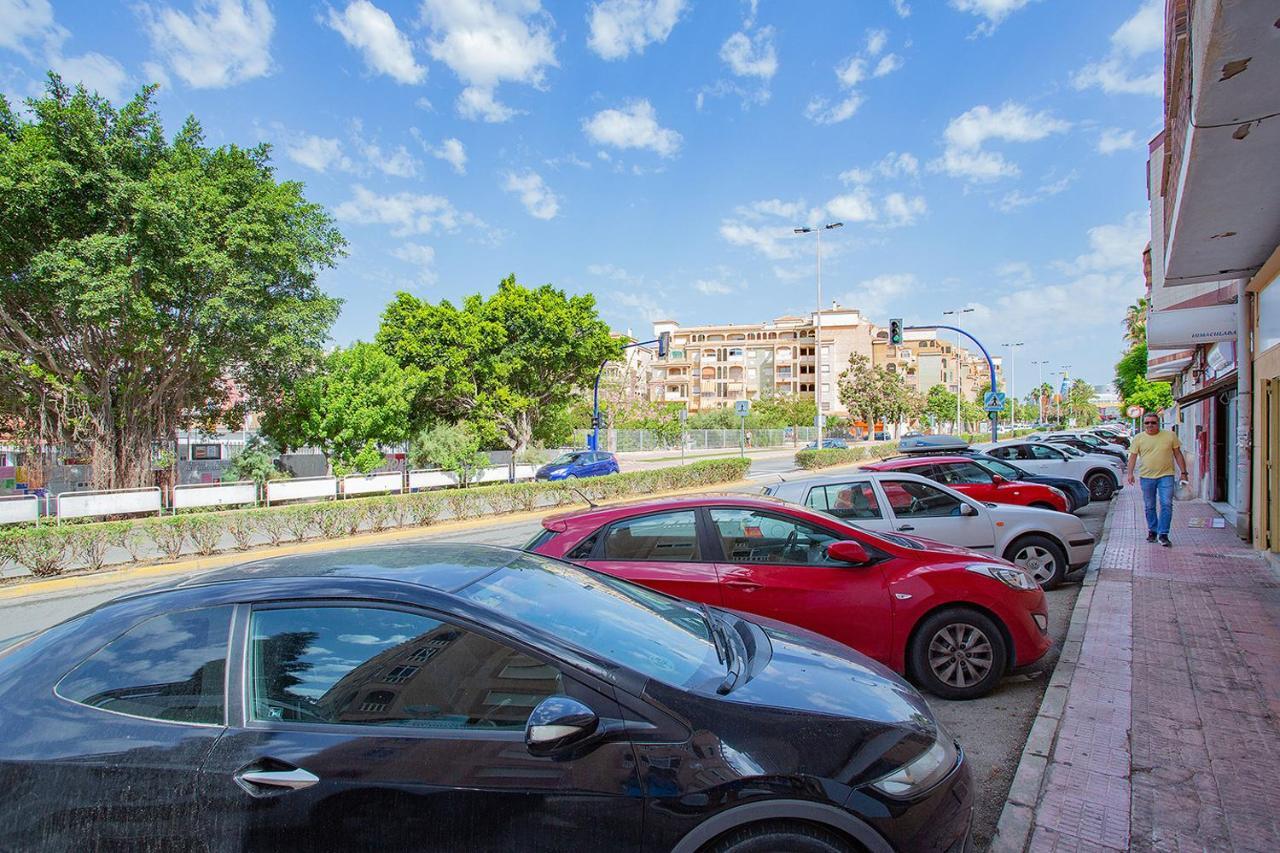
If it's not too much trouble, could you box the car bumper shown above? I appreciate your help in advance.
[1066,534,1096,570]
[855,744,974,853]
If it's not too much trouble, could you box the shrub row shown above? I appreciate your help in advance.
[794,444,897,471]
[0,458,751,581]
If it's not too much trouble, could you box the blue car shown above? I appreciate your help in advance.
[805,438,849,450]
[535,450,620,480]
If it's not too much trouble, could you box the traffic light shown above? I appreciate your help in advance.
[889,318,903,345]
[591,413,602,430]
[658,331,671,358]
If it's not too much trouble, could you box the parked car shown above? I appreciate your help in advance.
[1086,427,1130,448]
[762,472,1095,587]
[535,450,620,480]
[0,544,974,852]
[805,438,849,449]
[873,431,891,441]
[974,440,1123,501]
[967,455,1092,512]
[1031,433,1128,463]
[530,488,1056,698]
[862,455,1072,513]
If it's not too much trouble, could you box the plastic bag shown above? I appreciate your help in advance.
[1174,479,1194,501]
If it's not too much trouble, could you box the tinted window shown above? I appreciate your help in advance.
[1029,444,1065,460]
[934,461,994,485]
[602,510,700,561]
[709,508,844,565]
[979,458,1022,480]
[985,446,1016,460]
[249,607,561,730]
[57,607,231,725]
[881,480,965,518]
[566,530,600,559]
[458,553,722,688]
[805,482,882,520]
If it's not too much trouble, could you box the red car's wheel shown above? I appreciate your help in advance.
[908,607,1008,700]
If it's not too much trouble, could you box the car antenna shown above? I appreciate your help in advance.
[571,487,598,509]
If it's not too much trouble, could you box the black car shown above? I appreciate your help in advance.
[0,544,972,852]
[969,454,1092,513]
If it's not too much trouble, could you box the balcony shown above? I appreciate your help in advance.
[1160,0,1280,286]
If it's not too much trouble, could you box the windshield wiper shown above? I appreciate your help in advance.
[713,620,743,695]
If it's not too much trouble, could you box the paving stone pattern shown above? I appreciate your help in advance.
[1028,487,1280,852]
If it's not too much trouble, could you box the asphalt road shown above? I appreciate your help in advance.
[0,478,1108,852]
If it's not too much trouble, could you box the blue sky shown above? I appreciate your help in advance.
[2,0,1164,388]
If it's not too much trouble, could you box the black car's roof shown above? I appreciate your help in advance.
[168,542,523,594]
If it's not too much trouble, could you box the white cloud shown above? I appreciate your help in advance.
[1,1,131,101]
[286,135,354,173]
[948,0,1036,35]
[932,101,1071,181]
[839,167,874,186]
[839,273,916,319]
[351,122,419,177]
[334,184,486,236]
[1097,127,1139,155]
[583,99,682,158]
[891,0,911,17]
[877,151,919,178]
[52,52,130,101]
[612,290,671,323]
[996,173,1074,212]
[1072,0,1162,97]
[1056,211,1148,274]
[826,190,878,223]
[719,222,797,260]
[392,242,438,285]
[140,0,274,89]
[142,60,171,89]
[325,0,425,84]
[587,0,686,60]
[806,29,903,126]
[503,170,560,219]
[694,279,733,295]
[883,192,927,226]
[735,198,807,221]
[339,633,410,645]
[431,136,467,174]
[720,27,777,79]
[420,0,557,122]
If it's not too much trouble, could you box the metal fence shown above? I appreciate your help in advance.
[573,427,821,452]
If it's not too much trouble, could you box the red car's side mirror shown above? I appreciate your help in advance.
[828,540,870,564]
[990,474,1007,485]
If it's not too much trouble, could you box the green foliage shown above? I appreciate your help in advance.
[66,521,128,571]
[226,511,261,550]
[377,275,622,450]
[410,422,489,486]
[1114,343,1148,401]
[0,76,344,490]
[795,445,894,470]
[1114,341,1172,415]
[224,435,287,487]
[146,517,189,561]
[262,342,420,474]
[3,526,72,576]
[187,515,226,556]
[925,384,958,429]
[280,503,321,541]
[837,353,918,433]
[405,491,444,526]
[257,510,289,547]
[1126,376,1174,414]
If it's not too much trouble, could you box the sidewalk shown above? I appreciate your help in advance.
[996,486,1280,852]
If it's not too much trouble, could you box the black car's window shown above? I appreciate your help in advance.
[881,480,965,518]
[601,510,700,561]
[805,482,882,520]
[249,607,561,730]
[933,461,994,485]
[709,508,844,565]
[56,606,232,725]
[979,459,1022,480]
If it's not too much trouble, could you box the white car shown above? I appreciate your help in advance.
[764,471,1097,588]
[973,440,1124,501]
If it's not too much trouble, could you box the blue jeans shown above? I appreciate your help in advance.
[1140,475,1176,536]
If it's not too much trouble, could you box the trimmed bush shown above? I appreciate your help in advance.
[795,447,870,470]
[281,503,321,541]
[226,512,260,551]
[67,522,128,572]
[146,517,190,561]
[4,526,72,577]
[405,492,443,526]
[187,516,226,556]
[258,511,290,547]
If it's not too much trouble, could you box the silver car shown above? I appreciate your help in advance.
[973,440,1124,501]
[764,471,1096,588]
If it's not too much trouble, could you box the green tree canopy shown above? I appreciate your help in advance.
[378,275,621,451]
[0,76,344,488]
[410,422,489,487]
[262,342,421,475]
[924,384,958,429]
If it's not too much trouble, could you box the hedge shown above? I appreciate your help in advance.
[0,458,751,582]
[794,444,897,470]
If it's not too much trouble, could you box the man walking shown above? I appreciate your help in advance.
[1126,413,1189,547]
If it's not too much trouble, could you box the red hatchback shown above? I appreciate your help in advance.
[529,494,1051,699]
[864,455,1070,513]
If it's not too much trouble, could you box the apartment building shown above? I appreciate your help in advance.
[871,329,1002,399]
[649,305,876,416]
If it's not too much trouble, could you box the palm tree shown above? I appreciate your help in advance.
[1123,296,1149,346]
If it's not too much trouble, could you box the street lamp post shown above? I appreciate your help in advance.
[1032,360,1049,422]
[1002,342,1023,431]
[795,222,842,437]
[943,308,973,433]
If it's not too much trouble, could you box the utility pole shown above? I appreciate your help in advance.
[1002,342,1023,430]
[1032,360,1049,422]
[943,308,973,434]
[794,222,843,438]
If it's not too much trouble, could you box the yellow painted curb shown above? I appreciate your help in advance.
[0,478,750,602]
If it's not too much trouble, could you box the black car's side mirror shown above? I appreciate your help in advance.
[959,503,979,517]
[525,696,599,757]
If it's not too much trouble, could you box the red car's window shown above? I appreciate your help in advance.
[709,508,843,566]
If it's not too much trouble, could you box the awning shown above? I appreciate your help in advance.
[1147,303,1237,348]
[1147,349,1193,381]
[1177,372,1238,405]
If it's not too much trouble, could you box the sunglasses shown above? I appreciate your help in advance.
[1143,420,1159,425]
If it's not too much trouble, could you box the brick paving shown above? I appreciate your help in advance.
[1026,487,1280,853]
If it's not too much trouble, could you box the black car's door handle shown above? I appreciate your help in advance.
[235,764,320,795]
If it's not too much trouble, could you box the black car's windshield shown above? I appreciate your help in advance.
[458,552,725,689]
[977,458,1023,480]
[549,452,584,465]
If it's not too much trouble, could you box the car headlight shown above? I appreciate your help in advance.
[1049,487,1066,501]
[871,734,958,797]
[965,562,1038,591]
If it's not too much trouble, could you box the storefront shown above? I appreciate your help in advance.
[1250,247,1280,553]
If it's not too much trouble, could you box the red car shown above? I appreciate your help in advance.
[863,455,1070,513]
[529,494,1051,699]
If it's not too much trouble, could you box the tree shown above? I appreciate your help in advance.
[1124,296,1149,347]
[0,77,344,490]
[837,354,883,432]
[1066,378,1100,426]
[1114,342,1148,401]
[261,342,421,475]
[752,391,817,442]
[222,434,288,486]
[410,422,489,487]
[0,78,343,489]
[1126,376,1174,415]
[925,384,957,431]
[378,276,621,451]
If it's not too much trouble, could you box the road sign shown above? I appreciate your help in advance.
[1126,405,1143,418]
[734,400,751,418]
[983,391,1007,409]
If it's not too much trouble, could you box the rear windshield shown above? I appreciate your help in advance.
[457,553,723,689]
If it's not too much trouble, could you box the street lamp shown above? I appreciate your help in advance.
[942,307,973,433]
[1001,342,1023,430]
[1031,360,1050,422]
[794,222,842,436]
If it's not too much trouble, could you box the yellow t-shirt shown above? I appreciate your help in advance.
[1129,430,1181,479]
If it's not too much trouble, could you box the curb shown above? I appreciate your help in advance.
[0,477,750,602]
[987,497,1117,853]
